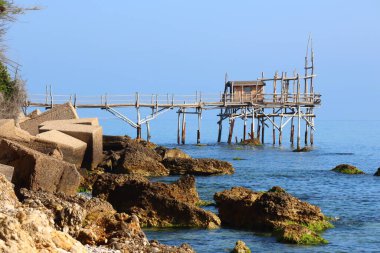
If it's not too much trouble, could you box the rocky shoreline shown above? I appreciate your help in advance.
[0,103,338,251]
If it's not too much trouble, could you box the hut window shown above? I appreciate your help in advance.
[243,87,252,93]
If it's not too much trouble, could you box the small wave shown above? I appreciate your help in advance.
[322,152,354,156]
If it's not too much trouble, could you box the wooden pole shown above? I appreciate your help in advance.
[181,108,186,144]
[257,117,261,141]
[290,117,294,146]
[218,109,223,143]
[177,110,181,144]
[310,109,314,145]
[243,108,247,142]
[261,117,265,144]
[279,112,283,145]
[251,108,255,140]
[305,108,309,145]
[146,122,151,143]
[197,108,202,144]
[228,118,235,144]
[297,106,301,150]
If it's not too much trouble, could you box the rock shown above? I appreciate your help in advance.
[7,137,64,159]
[20,188,195,252]
[162,157,235,176]
[275,224,327,245]
[0,119,16,138]
[332,164,365,174]
[0,174,86,253]
[293,147,312,152]
[20,103,79,136]
[0,174,20,208]
[36,130,87,168]
[0,139,81,196]
[27,109,41,119]
[39,122,103,169]
[93,173,220,228]
[374,168,380,176]
[214,186,333,244]
[0,163,14,182]
[240,138,261,146]
[232,240,251,253]
[155,146,191,159]
[100,136,168,176]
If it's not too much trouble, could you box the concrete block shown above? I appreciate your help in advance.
[39,124,103,169]
[0,119,16,138]
[0,139,81,196]
[20,103,79,136]
[40,118,99,127]
[0,163,14,181]
[36,130,87,168]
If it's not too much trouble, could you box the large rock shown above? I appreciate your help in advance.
[0,119,16,138]
[37,130,87,168]
[20,103,79,136]
[100,136,168,176]
[93,173,220,228]
[163,157,235,176]
[0,163,14,181]
[231,240,251,253]
[374,168,380,176]
[0,174,86,253]
[40,122,103,169]
[214,186,333,244]
[0,139,81,196]
[332,164,365,174]
[20,188,195,252]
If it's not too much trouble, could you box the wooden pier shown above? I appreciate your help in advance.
[25,41,321,149]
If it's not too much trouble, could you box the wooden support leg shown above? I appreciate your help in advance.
[146,122,151,143]
[257,117,261,142]
[243,116,247,142]
[217,114,223,143]
[251,109,255,140]
[228,118,235,144]
[279,115,283,145]
[310,109,314,145]
[261,118,265,144]
[177,111,181,145]
[305,109,309,145]
[290,117,294,145]
[197,109,202,144]
[181,109,186,144]
[297,106,301,150]
[272,118,276,145]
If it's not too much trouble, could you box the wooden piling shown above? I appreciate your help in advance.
[146,122,151,143]
[251,108,255,140]
[243,109,247,141]
[217,109,223,143]
[197,108,202,144]
[181,109,186,144]
[297,106,301,150]
[177,110,181,144]
[228,118,235,144]
[261,118,265,144]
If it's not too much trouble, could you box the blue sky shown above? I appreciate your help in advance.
[6,0,380,120]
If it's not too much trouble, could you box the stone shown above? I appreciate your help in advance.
[0,139,81,196]
[374,168,380,176]
[332,164,365,174]
[39,123,103,169]
[93,173,220,228]
[20,188,195,252]
[0,163,14,181]
[0,174,86,253]
[100,136,168,176]
[27,109,41,119]
[0,119,16,138]
[231,240,251,253]
[155,146,191,159]
[7,138,63,159]
[40,118,99,127]
[162,157,235,176]
[214,186,333,244]
[275,224,328,245]
[20,103,79,136]
[37,130,87,168]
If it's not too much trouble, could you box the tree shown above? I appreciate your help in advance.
[0,1,36,119]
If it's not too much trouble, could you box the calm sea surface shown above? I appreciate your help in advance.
[97,114,380,252]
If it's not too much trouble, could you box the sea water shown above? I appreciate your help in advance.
[94,109,380,252]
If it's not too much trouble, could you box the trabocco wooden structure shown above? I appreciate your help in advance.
[25,40,321,149]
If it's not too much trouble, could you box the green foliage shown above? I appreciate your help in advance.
[0,61,14,98]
